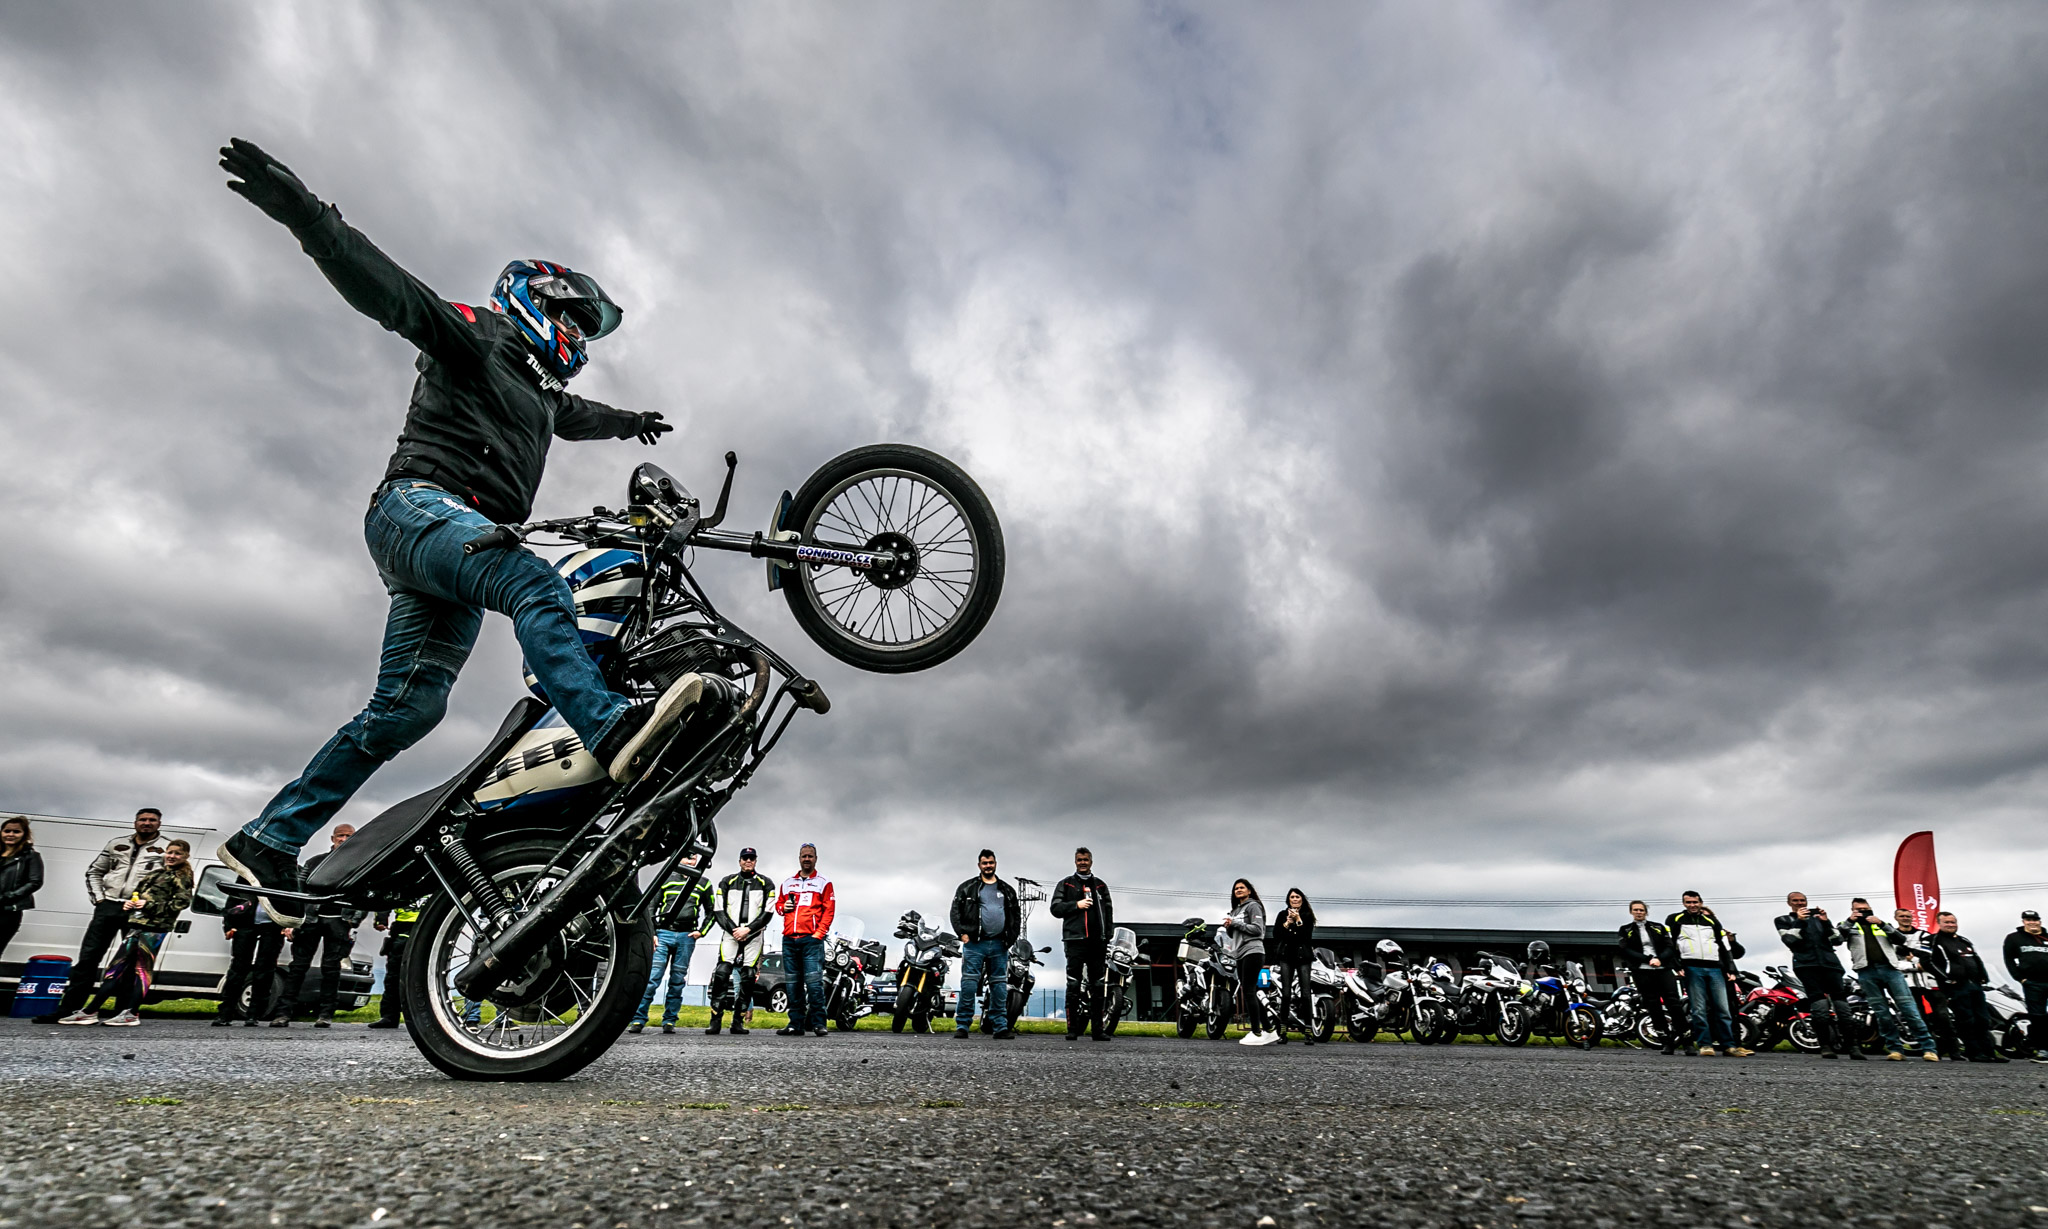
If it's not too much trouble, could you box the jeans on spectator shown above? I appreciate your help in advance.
[956,939,1009,1033]
[1857,965,1936,1053]
[784,935,826,1031]
[1945,981,1999,1058]
[244,482,635,855]
[633,930,698,1026]
[1683,964,1736,1049]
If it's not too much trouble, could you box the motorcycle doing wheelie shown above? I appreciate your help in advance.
[890,910,961,1034]
[228,445,1004,1080]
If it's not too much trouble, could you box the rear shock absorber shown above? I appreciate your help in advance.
[439,829,515,931]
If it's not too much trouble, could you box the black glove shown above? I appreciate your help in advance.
[634,412,674,445]
[220,137,325,230]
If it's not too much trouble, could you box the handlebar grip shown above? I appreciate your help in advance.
[463,526,521,556]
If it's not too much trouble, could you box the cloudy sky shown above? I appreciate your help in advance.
[6,3,2048,957]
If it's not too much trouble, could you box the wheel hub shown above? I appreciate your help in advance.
[863,531,920,590]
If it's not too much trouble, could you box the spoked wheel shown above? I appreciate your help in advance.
[781,444,1005,673]
[1566,1006,1603,1050]
[403,840,652,1082]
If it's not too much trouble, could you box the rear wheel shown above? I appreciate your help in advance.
[1312,994,1337,1043]
[781,444,1005,673]
[1787,1015,1822,1053]
[403,840,652,1082]
[1566,1006,1602,1050]
[1175,997,1199,1039]
[1205,985,1231,1040]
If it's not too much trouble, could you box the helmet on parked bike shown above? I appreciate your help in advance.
[522,547,645,700]
[491,259,623,379]
[1375,939,1405,962]
[1526,940,1552,964]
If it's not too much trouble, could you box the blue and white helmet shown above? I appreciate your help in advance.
[522,547,644,700]
[491,259,623,379]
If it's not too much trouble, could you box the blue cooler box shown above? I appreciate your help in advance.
[10,955,72,1017]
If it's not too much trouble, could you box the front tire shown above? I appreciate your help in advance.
[403,840,653,1082]
[1496,1002,1531,1047]
[1565,1006,1602,1050]
[780,444,1006,674]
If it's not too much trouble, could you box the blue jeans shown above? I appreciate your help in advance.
[1683,965,1736,1049]
[956,939,1009,1033]
[1858,966,1936,1053]
[783,935,826,1031]
[633,931,698,1026]
[244,482,635,853]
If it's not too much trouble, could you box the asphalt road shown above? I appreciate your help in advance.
[1,1020,2044,1229]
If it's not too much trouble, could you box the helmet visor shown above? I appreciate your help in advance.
[529,269,623,340]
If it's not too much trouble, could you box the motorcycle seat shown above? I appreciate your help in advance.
[306,698,548,894]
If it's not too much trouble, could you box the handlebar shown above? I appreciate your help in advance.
[463,525,522,556]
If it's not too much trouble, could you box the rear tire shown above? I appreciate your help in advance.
[402,840,652,1082]
[1787,1015,1822,1053]
[1566,1006,1602,1050]
[1205,985,1230,1040]
[780,444,1005,674]
[1175,1002,1199,1039]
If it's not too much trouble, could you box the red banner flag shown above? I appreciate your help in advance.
[1894,831,1941,933]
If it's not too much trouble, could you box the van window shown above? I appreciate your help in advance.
[191,864,237,916]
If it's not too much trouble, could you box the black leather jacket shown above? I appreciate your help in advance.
[1616,919,1680,970]
[1048,874,1115,943]
[950,875,1021,946]
[1921,931,1989,986]
[1773,911,1847,969]
[0,849,42,912]
[286,205,644,524]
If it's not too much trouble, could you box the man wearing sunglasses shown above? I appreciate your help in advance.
[213,138,691,921]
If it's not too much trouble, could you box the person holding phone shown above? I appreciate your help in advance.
[775,844,835,1037]
[1049,847,1116,1041]
[1837,896,1938,1061]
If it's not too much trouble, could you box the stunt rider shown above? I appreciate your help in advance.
[705,847,776,1036]
[212,139,700,920]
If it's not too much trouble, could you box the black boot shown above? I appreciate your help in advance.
[705,1013,723,1036]
[218,832,309,926]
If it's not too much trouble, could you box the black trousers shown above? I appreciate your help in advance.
[1633,965,1686,1047]
[1064,939,1107,1036]
[0,910,21,959]
[1944,981,1999,1058]
[1916,985,1962,1057]
[1274,960,1314,1037]
[55,902,128,1014]
[1793,962,1850,1052]
[278,918,352,1017]
[218,922,286,1021]
[2024,980,2048,1054]
[1237,955,1272,1032]
[377,921,413,1023]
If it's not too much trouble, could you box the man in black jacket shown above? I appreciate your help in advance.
[1924,911,2005,1063]
[213,895,285,1028]
[950,850,1021,1040]
[2004,910,2048,1063]
[210,139,698,923]
[1617,900,1688,1055]
[1049,848,1115,1042]
[271,826,365,1028]
[1774,892,1858,1059]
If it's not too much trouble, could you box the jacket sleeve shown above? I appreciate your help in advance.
[0,852,41,910]
[290,207,489,371]
[165,873,194,917]
[950,882,973,936]
[554,392,643,441]
[818,881,836,936]
[1099,881,1114,934]
[83,841,117,905]
[1239,902,1265,941]
[1617,926,1645,968]
[2006,932,2024,980]
[1048,879,1077,919]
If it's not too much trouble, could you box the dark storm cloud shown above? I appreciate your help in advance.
[5,3,2048,952]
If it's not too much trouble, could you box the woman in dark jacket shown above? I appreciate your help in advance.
[1270,888,1317,1045]
[0,816,44,958]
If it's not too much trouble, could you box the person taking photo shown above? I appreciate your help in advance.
[1837,897,1939,1061]
[1269,888,1317,1045]
[1774,892,1859,1059]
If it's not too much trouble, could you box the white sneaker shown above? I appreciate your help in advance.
[1239,1029,1279,1046]
[102,1010,140,1027]
[57,1010,100,1026]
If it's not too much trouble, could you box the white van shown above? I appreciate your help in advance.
[0,812,377,1013]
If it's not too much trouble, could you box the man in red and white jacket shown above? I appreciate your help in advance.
[775,843,835,1037]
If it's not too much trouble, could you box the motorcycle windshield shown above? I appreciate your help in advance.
[829,917,865,946]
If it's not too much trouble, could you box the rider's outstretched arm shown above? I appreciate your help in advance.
[555,392,662,443]
[221,138,487,371]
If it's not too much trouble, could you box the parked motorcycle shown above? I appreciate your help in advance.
[1985,983,2034,1058]
[227,446,1004,1080]
[986,936,1053,1030]
[1734,965,1806,1051]
[1173,919,1230,1040]
[1599,978,1649,1047]
[1339,939,1445,1044]
[1098,926,1140,1036]
[1452,951,1531,1045]
[890,910,960,1034]
[822,918,887,1032]
[1516,948,1602,1049]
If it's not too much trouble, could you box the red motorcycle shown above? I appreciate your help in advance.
[1735,965,1805,1050]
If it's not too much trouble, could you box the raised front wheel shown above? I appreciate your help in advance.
[780,444,1005,673]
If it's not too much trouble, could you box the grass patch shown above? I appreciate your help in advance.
[919,1099,962,1109]
[601,1099,650,1107]
[759,1103,808,1112]
[1719,1107,1747,1114]
[1988,1108,2043,1116]
[120,1096,182,1106]
[671,1102,730,1111]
